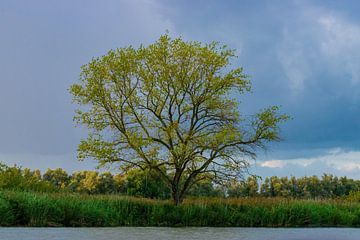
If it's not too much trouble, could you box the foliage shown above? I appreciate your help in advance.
[124,168,170,199]
[0,162,359,199]
[70,34,288,204]
[187,177,225,197]
[0,164,55,192]
[43,168,69,189]
[228,176,259,197]
[259,175,359,199]
[1,190,360,227]
[346,190,360,202]
[0,194,15,226]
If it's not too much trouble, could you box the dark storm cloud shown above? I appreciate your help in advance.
[1,0,360,176]
[162,1,360,157]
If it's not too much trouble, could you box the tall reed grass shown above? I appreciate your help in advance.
[0,190,359,227]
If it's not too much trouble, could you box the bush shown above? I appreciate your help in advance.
[347,190,360,202]
[0,195,15,226]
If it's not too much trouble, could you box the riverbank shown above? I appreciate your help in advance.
[0,190,359,227]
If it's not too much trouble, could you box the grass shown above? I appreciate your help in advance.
[0,190,360,227]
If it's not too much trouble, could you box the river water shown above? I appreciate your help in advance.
[0,227,359,240]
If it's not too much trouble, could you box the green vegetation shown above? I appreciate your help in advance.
[70,34,288,204]
[1,190,360,227]
[3,162,360,227]
[1,162,359,199]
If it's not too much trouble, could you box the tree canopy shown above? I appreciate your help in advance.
[70,34,288,204]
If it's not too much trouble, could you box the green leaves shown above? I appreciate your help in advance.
[69,33,289,204]
[252,106,290,142]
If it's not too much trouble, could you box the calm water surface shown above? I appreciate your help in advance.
[0,227,359,240]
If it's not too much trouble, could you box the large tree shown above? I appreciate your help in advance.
[70,34,288,205]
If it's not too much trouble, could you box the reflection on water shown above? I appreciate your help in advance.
[0,227,359,240]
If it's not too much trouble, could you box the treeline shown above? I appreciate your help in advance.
[229,175,360,198]
[0,162,169,198]
[0,162,359,199]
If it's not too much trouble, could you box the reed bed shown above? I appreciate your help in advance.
[0,190,360,227]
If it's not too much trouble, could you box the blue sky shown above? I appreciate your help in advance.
[1,0,360,178]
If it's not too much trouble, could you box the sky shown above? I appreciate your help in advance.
[1,0,360,178]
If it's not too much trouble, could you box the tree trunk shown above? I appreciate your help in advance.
[171,184,183,205]
[171,169,197,205]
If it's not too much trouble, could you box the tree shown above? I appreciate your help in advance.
[0,163,54,192]
[227,176,259,197]
[124,168,170,199]
[187,174,225,197]
[43,168,70,189]
[70,34,288,205]
[97,172,117,194]
[69,171,101,194]
[260,177,271,197]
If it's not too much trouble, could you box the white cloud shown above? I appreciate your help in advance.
[257,148,360,178]
[260,160,286,168]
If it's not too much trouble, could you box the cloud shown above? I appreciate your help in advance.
[0,0,175,158]
[277,29,310,92]
[256,148,360,179]
[116,0,176,41]
[277,3,360,94]
[260,160,287,168]
[2,0,360,174]
[319,14,360,84]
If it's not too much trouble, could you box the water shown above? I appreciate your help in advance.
[0,227,359,240]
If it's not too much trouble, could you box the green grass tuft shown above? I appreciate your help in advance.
[1,190,360,227]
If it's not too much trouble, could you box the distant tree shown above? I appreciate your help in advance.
[304,176,321,198]
[0,163,54,192]
[68,171,98,194]
[270,176,282,197]
[246,176,260,197]
[43,168,70,189]
[70,34,288,205]
[97,172,117,194]
[113,173,126,193]
[227,176,258,197]
[260,177,271,197]
[77,171,100,194]
[125,168,170,199]
[289,176,300,198]
[321,174,335,198]
[278,177,290,197]
[188,176,225,197]
[339,177,359,196]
